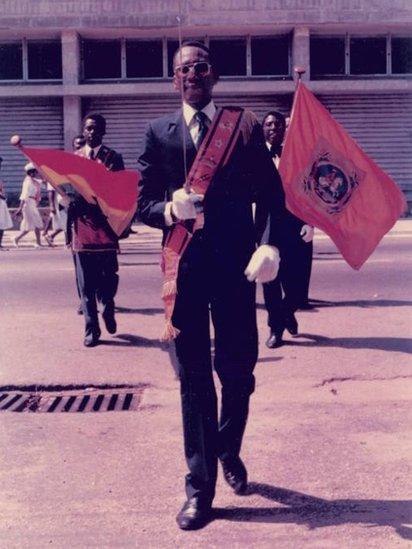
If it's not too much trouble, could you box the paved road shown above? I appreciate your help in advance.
[0,222,411,548]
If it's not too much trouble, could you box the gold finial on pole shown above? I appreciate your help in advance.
[10,134,22,148]
[294,66,306,81]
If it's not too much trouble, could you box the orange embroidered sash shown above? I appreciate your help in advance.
[161,107,244,340]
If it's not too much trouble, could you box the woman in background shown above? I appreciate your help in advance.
[13,162,44,248]
[0,157,13,249]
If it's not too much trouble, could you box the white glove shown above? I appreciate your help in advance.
[244,245,280,283]
[300,224,314,243]
[171,188,204,220]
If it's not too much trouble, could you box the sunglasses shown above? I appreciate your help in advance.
[174,61,212,76]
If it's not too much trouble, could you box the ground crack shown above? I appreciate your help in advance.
[315,375,412,388]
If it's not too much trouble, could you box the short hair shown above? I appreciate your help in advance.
[83,113,106,134]
[173,40,213,67]
[262,111,286,127]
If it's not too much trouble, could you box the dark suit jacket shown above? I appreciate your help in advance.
[137,108,286,270]
[266,147,306,250]
[67,144,125,251]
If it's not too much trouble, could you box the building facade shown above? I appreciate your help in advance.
[0,0,411,208]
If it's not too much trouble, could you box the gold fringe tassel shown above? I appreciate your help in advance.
[161,279,177,298]
[161,320,180,342]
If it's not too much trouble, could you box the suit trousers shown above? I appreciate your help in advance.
[263,239,313,333]
[75,251,119,335]
[172,231,257,503]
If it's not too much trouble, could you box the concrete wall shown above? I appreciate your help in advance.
[0,0,411,31]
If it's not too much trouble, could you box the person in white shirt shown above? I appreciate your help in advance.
[0,157,13,249]
[13,163,44,248]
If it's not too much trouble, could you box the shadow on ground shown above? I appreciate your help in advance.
[257,299,412,311]
[214,483,412,541]
[115,306,163,315]
[310,298,412,308]
[98,334,164,348]
[292,334,412,354]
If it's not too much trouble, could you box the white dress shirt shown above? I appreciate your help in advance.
[165,101,217,225]
[266,141,280,169]
[182,100,216,145]
[84,143,102,160]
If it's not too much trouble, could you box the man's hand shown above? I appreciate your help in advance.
[244,245,280,283]
[171,188,204,220]
[300,224,314,243]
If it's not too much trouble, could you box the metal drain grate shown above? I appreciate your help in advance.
[0,385,147,413]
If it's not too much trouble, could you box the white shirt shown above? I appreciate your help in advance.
[266,141,280,169]
[84,143,102,159]
[20,176,41,201]
[182,100,216,146]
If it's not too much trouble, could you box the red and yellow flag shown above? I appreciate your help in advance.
[21,146,139,237]
[279,82,406,269]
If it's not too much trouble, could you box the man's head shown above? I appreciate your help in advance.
[262,111,286,148]
[173,41,218,110]
[83,114,106,148]
[72,134,86,151]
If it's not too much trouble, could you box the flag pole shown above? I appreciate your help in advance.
[10,134,47,179]
[176,10,190,193]
[11,135,70,204]
[282,66,305,153]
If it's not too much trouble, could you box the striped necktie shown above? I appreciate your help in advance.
[194,111,209,149]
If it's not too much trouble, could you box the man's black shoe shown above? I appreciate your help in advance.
[102,312,117,334]
[83,330,101,348]
[221,457,248,495]
[176,497,212,530]
[265,331,284,349]
[285,313,298,335]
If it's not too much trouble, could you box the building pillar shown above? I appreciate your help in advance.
[63,96,82,151]
[62,30,81,150]
[292,26,310,82]
[62,30,80,86]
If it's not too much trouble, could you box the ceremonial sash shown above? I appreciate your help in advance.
[161,107,244,340]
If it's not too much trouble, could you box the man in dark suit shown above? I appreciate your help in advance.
[262,111,314,349]
[67,113,124,347]
[137,41,285,530]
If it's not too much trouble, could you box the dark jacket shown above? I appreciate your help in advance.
[137,108,286,268]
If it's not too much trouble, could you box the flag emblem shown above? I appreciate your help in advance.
[302,138,363,216]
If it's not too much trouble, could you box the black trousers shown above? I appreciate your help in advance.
[172,232,257,503]
[263,239,313,333]
[75,251,119,336]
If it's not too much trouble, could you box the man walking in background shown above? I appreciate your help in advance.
[262,111,314,348]
[68,114,124,347]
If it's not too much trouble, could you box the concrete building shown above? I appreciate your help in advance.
[0,0,411,208]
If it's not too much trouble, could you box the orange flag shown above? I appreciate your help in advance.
[21,146,139,237]
[279,82,406,269]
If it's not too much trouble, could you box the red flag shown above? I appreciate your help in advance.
[20,146,139,237]
[279,82,406,269]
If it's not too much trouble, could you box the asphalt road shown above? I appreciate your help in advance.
[0,223,411,548]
